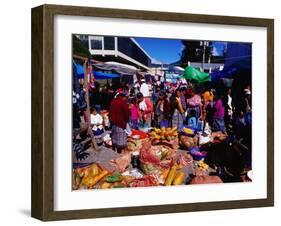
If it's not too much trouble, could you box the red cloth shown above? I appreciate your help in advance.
[109,97,130,129]
[144,97,153,114]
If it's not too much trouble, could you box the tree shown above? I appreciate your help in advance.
[72,35,91,58]
[180,40,214,66]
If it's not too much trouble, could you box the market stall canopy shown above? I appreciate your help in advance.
[94,61,139,75]
[166,73,181,79]
[182,66,211,83]
[210,67,237,82]
[211,43,251,80]
[93,71,120,80]
[167,65,185,75]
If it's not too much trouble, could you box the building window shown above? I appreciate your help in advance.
[118,37,150,66]
[90,36,103,50]
[104,37,115,50]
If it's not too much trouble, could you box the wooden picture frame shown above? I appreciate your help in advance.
[31,4,274,221]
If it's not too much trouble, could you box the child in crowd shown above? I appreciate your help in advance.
[137,92,147,125]
[90,107,104,136]
[130,98,139,129]
[137,92,153,127]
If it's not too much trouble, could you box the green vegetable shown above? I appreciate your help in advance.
[106,174,122,183]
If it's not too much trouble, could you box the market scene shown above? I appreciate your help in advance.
[72,35,252,190]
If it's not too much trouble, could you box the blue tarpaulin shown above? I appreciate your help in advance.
[94,71,120,80]
[210,67,238,82]
[210,43,252,83]
[75,64,84,79]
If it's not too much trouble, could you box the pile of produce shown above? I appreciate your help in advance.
[140,142,175,174]
[179,135,198,149]
[127,138,143,152]
[72,163,109,190]
[109,152,131,173]
[194,159,210,176]
[163,163,186,186]
[149,127,178,141]
[176,152,193,167]
[138,142,187,186]
[130,175,158,187]
[73,163,158,189]
[73,148,191,189]
[182,127,196,136]
[100,173,136,188]
[149,127,179,149]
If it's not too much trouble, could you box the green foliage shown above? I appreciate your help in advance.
[72,35,91,58]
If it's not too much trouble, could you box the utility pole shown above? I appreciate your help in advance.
[201,41,209,72]
[208,54,212,73]
[81,58,98,151]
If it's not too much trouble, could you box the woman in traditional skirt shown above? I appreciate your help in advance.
[111,125,128,151]
[186,88,202,122]
[109,91,130,153]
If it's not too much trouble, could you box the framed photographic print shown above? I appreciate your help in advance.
[31,4,274,221]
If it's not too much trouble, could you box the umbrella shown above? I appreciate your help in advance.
[182,66,211,83]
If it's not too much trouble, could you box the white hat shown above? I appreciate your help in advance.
[244,88,251,95]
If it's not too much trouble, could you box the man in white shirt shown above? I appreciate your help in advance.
[140,79,150,97]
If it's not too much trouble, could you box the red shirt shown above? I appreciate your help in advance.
[109,97,130,129]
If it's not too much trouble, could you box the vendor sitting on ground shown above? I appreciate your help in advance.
[90,107,104,137]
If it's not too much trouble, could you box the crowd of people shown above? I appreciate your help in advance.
[73,77,252,159]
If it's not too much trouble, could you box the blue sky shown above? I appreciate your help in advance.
[134,37,184,64]
[212,42,227,56]
[134,37,226,64]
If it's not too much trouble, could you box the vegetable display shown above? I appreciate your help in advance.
[182,127,196,136]
[173,171,185,185]
[165,164,178,186]
[149,127,178,141]
[72,118,228,190]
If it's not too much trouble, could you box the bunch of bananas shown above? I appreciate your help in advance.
[149,127,178,141]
